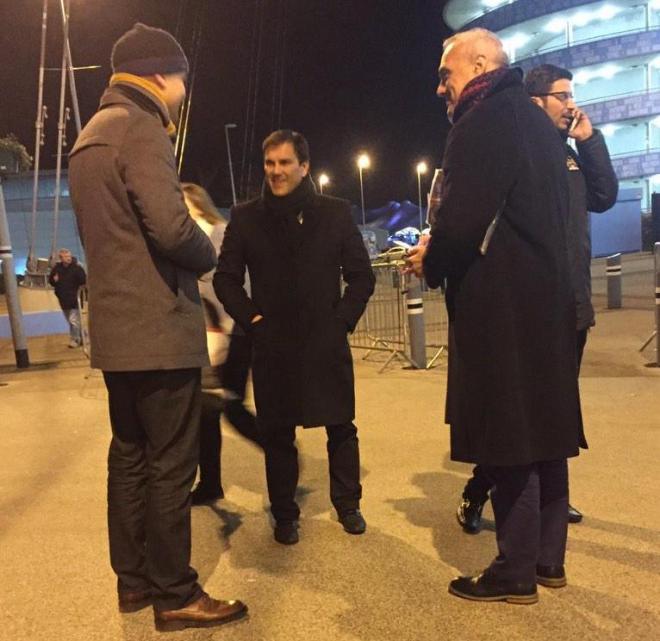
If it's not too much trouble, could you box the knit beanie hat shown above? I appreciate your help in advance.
[111,23,189,76]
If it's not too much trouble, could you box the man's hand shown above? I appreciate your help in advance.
[403,234,430,278]
[251,314,264,324]
[568,108,593,143]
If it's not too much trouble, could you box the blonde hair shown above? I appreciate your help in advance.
[181,183,226,225]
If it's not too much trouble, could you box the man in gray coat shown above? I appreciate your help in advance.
[68,23,246,631]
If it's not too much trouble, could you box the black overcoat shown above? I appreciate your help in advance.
[423,69,586,467]
[214,194,375,427]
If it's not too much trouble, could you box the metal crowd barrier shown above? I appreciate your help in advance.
[349,248,448,372]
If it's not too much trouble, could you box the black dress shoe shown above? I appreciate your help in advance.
[568,504,583,524]
[536,565,567,588]
[449,572,538,605]
[456,497,486,534]
[118,588,153,613]
[191,483,224,506]
[274,521,299,545]
[338,509,366,535]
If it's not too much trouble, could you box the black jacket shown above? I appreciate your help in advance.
[48,259,86,310]
[214,193,375,427]
[423,69,585,467]
[566,130,618,330]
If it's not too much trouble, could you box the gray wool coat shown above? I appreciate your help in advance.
[68,84,216,371]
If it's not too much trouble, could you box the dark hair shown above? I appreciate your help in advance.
[524,64,573,96]
[181,183,226,225]
[262,129,310,164]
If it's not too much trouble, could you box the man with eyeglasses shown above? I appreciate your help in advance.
[455,64,618,538]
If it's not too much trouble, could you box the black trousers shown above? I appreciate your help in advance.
[483,460,569,583]
[197,332,263,491]
[264,421,362,523]
[464,328,588,505]
[103,369,204,612]
[198,395,263,491]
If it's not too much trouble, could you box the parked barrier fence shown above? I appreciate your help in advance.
[639,242,660,366]
[606,253,622,309]
[349,248,448,372]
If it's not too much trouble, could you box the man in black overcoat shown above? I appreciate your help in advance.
[456,64,618,534]
[214,130,375,545]
[407,29,585,604]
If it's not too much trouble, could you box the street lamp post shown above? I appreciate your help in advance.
[224,123,238,206]
[318,173,329,194]
[357,153,370,227]
[416,161,428,232]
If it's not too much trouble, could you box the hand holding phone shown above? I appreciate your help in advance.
[567,108,593,142]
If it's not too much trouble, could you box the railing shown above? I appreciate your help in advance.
[521,25,652,59]
[349,249,448,372]
[580,87,660,106]
[610,146,660,159]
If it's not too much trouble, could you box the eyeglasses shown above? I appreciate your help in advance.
[534,91,574,103]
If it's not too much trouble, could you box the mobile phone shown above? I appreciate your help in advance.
[568,114,579,134]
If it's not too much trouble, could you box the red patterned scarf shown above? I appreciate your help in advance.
[452,67,511,123]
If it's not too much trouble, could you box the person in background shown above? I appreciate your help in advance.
[182,183,264,506]
[48,248,86,348]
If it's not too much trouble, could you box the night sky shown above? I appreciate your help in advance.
[0,1,453,209]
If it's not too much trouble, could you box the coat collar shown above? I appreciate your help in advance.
[99,75,176,135]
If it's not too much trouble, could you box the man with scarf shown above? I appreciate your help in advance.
[215,130,375,545]
[68,23,246,631]
[406,29,585,603]
[454,64,618,535]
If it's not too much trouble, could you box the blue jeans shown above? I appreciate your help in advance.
[63,308,81,344]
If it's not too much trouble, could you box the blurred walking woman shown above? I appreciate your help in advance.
[182,183,263,503]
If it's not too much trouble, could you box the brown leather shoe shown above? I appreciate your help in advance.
[118,588,153,613]
[155,593,247,632]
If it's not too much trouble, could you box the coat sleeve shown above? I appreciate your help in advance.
[119,121,216,274]
[576,130,618,214]
[48,266,58,287]
[423,108,518,288]
[213,212,261,332]
[76,264,87,287]
[335,206,375,332]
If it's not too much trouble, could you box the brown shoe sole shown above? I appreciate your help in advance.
[448,585,539,605]
[155,607,248,632]
[536,574,567,588]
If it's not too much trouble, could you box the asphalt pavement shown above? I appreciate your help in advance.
[1,262,659,641]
